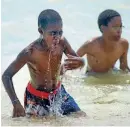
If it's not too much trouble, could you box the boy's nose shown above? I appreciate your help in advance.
[53,34,61,39]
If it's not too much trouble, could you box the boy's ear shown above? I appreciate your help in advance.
[100,25,104,32]
[38,27,43,34]
[100,25,107,33]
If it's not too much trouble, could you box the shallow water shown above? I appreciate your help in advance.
[1,67,130,126]
[1,0,130,125]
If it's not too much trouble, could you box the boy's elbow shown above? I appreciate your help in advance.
[76,51,82,57]
[76,49,86,57]
[2,72,12,83]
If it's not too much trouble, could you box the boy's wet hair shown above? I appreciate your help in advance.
[98,9,120,32]
[38,9,62,30]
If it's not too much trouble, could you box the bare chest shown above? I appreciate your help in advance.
[87,47,123,68]
[29,47,64,72]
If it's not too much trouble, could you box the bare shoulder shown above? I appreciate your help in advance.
[120,38,129,50]
[120,38,129,45]
[84,36,100,47]
[59,36,70,49]
[25,38,42,53]
[89,37,100,43]
[17,39,40,60]
[76,36,100,56]
[60,36,68,45]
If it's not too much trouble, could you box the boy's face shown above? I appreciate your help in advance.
[43,21,63,47]
[103,16,123,40]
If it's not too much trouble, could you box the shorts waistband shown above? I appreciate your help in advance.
[27,81,61,99]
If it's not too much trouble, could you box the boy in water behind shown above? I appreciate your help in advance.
[2,9,85,117]
[77,9,130,74]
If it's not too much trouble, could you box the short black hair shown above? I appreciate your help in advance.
[38,9,62,30]
[98,9,121,32]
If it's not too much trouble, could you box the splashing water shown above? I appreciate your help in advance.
[45,42,66,117]
[48,86,64,117]
[2,40,68,118]
[24,41,67,118]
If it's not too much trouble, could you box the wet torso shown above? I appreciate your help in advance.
[86,38,124,72]
[27,39,65,92]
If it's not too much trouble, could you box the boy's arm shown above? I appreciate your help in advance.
[2,48,30,106]
[63,37,77,56]
[62,37,85,70]
[76,41,90,57]
[120,40,130,72]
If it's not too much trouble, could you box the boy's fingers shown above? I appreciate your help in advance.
[17,113,20,117]
[12,113,17,118]
[66,54,75,58]
[64,62,79,66]
[64,65,78,69]
[65,59,76,62]
[65,58,81,62]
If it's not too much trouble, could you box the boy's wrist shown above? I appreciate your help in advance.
[12,99,20,106]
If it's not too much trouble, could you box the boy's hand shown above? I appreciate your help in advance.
[64,54,85,70]
[13,102,25,118]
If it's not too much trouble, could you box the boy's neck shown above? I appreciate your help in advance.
[101,35,117,51]
[40,39,50,51]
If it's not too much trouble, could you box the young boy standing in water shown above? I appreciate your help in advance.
[2,9,84,117]
[77,9,130,74]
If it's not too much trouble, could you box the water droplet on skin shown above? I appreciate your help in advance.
[39,43,66,117]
